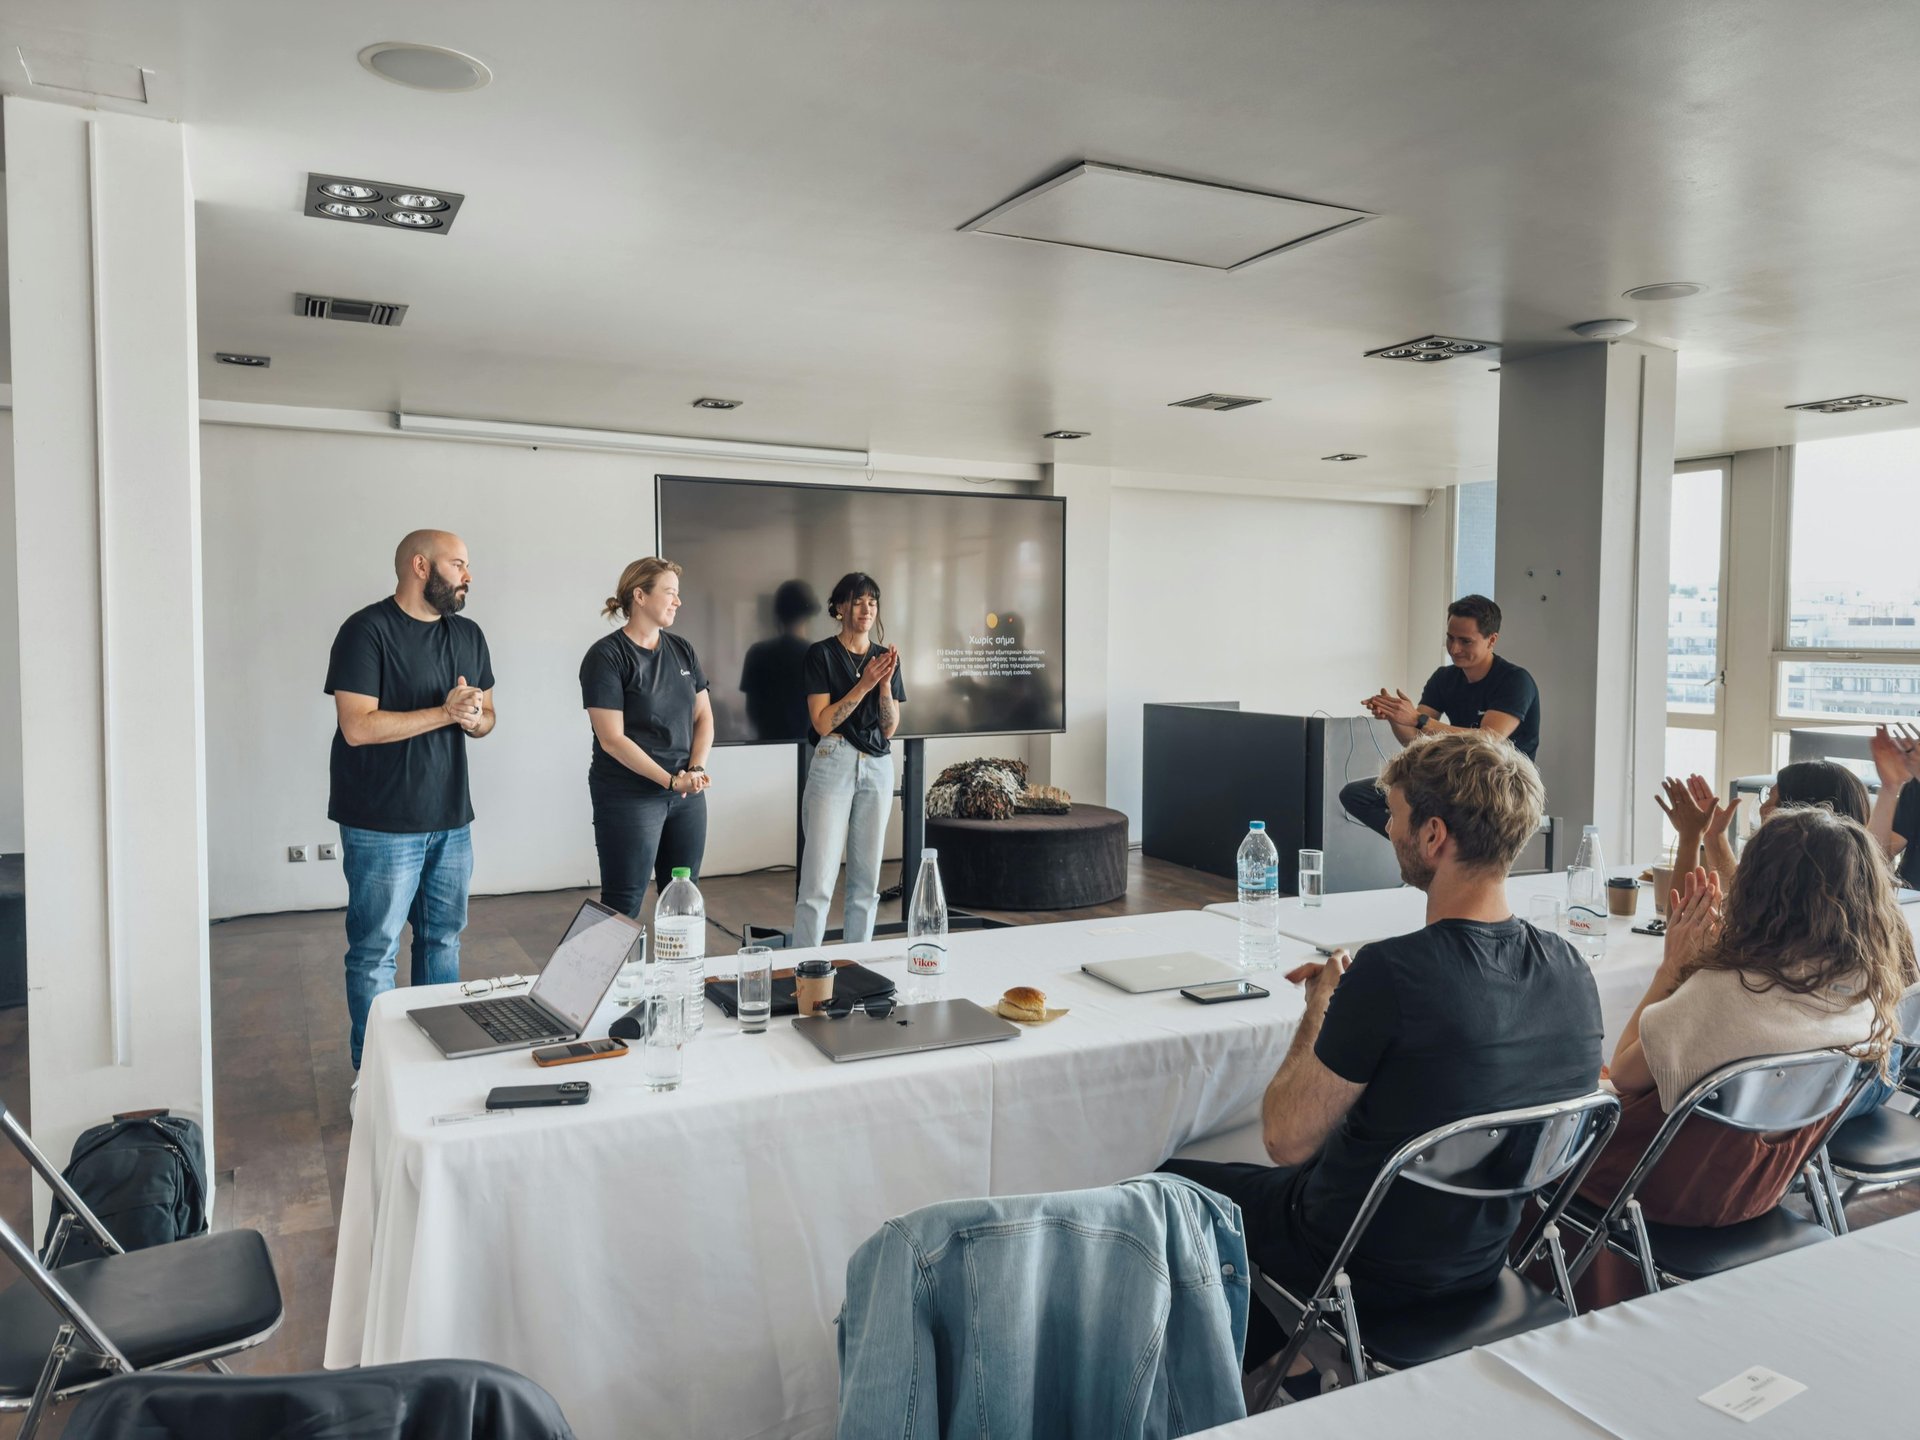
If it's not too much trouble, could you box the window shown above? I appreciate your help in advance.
[1667,470,1723,715]
[1453,480,1496,601]
[1788,428,1920,650]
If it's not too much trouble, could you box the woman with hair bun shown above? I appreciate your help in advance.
[579,557,712,917]
[794,572,905,948]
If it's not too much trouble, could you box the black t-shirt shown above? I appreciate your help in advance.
[579,630,709,794]
[1419,654,1542,759]
[740,633,815,743]
[1893,781,1920,889]
[324,598,496,834]
[803,639,907,756]
[1279,918,1602,1308]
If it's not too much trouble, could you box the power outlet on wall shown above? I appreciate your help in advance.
[317,842,340,861]
[287,844,310,863]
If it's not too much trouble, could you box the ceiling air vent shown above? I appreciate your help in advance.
[1786,394,1907,415]
[296,293,408,327]
[1169,393,1269,412]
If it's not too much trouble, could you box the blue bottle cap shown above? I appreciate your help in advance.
[1249,821,1265,830]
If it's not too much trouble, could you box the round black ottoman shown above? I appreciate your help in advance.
[925,804,1130,910]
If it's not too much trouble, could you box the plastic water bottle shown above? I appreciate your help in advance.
[905,850,949,1004]
[1565,826,1607,955]
[1236,821,1282,971]
[654,867,707,1035]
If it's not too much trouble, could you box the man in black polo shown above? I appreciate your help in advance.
[1339,594,1540,838]
[325,528,496,1081]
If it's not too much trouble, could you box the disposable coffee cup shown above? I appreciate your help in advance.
[1651,865,1675,916]
[794,959,834,1019]
[1605,876,1640,918]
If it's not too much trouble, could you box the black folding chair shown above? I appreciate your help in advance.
[62,1358,576,1440]
[1562,1048,1868,1295]
[1818,990,1920,1231]
[0,1102,283,1439]
[1250,1089,1619,1408]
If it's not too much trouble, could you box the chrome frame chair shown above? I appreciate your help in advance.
[1562,1048,1867,1295]
[1250,1089,1619,1409]
[1817,990,1920,1230]
[0,1103,284,1439]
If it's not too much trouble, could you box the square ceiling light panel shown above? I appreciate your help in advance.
[960,162,1372,270]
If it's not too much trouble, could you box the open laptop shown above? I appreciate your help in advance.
[795,999,1019,1063]
[1082,951,1246,994]
[410,899,642,1059]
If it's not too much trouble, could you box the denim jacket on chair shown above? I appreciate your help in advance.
[836,1174,1249,1440]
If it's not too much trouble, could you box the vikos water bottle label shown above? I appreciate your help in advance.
[908,942,946,976]
[1240,862,1278,893]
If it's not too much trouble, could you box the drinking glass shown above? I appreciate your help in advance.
[736,946,774,1034]
[1298,850,1325,907]
[1527,895,1563,934]
[608,925,650,1009]
[639,989,685,1092]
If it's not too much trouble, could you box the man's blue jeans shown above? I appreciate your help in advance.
[340,824,473,1068]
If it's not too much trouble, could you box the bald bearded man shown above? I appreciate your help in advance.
[325,530,496,1081]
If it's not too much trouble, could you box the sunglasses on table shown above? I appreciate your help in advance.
[812,994,899,1020]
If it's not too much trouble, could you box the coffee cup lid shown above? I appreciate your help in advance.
[1606,876,1639,887]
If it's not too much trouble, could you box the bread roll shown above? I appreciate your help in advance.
[999,986,1048,1023]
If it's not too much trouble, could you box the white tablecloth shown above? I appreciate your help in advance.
[327,909,1316,1440]
[1198,1208,1920,1438]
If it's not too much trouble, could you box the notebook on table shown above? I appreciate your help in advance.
[703,960,896,1018]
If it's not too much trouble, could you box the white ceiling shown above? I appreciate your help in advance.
[4,0,1920,490]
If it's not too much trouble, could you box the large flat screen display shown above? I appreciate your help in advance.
[656,475,1066,746]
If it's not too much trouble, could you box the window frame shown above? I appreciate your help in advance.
[1666,456,1732,743]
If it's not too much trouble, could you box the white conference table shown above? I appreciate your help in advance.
[326,908,1322,1440]
[1195,1206,1920,1439]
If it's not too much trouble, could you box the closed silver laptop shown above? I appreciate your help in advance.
[795,999,1019,1063]
[409,899,642,1059]
[1081,951,1245,994]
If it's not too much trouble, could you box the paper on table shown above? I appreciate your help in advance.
[1698,1367,1806,1423]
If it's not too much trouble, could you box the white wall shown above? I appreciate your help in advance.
[199,424,1035,918]
[1103,484,1415,837]
[0,413,22,853]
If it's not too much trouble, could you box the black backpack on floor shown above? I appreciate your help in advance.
[41,1109,209,1264]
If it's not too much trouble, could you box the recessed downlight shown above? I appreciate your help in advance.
[384,209,443,229]
[357,43,493,93]
[390,192,448,211]
[318,201,377,220]
[306,174,465,235]
[1786,394,1908,416]
[1623,281,1706,302]
[692,397,743,410]
[320,181,381,202]
[1365,335,1497,364]
[1043,430,1090,440]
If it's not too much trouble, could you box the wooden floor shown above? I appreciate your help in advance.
[0,852,1231,1433]
[5,849,1919,1435]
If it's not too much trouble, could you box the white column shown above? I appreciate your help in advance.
[1043,462,1111,806]
[5,97,212,1226]
[1720,446,1791,783]
[1495,340,1676,863]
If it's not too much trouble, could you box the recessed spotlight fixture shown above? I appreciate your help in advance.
[357,42,492,93]
[1168,393,1269,412]
[306,173,465,234]
[1571,318,1637,341]
[691,397,743,410]
[1365,335,1497,364]
[1321,453,1365,462]
[1623,281,1705,302]
[1787,394,1908,415]
[215,352,271,368]
[1043,430,1091,440]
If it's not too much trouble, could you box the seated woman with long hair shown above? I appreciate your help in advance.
[1655,759,1868,888]
[1581,806,1915,1245]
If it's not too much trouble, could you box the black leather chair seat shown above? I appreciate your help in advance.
[1827,1106,1920,1176]
[1564,1195,1830,1282]
[1362,1270,1572,1370]
[0,1230,281,1398]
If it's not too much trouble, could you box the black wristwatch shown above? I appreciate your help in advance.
[1414,713,1432,731]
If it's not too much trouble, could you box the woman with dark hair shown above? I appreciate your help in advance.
[793,572,906,948]
[1656,759,1869,887]
[579,557,712,917]
[1581,807,1916,1237]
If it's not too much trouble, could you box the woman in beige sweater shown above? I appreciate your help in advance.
[1582,806,1914,1230]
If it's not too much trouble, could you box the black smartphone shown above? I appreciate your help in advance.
[1180,980,1271,1004]
[1631,920,1668,937]
[485,1080,592,1110]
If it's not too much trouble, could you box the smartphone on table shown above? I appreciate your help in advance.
[1180,980,1271,1004]
[533,1037,629,1067]
[485,1080,593,1110]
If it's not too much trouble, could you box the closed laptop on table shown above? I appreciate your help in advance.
[1082,951,1245,994]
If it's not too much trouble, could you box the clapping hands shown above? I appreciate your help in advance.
[1872,725,1920,788]
[1360,688,1419,728]
[1661,866,1722,975]
[1654,774,1736,839]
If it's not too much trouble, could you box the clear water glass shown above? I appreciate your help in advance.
[608,925,650,1009]
[1528,895,1563,934]
[1298,849,1325,907]
[639,989,685,1091]
[736,946,773,1034]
